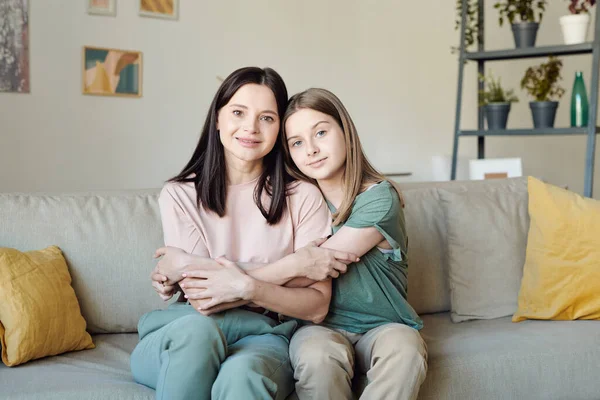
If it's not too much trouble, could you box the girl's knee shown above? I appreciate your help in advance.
[293,339,353,373]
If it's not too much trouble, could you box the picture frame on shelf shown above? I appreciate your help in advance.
[82,46,142,98]
[0,0,30,93]
[87,0,116,17]
[469,158,522,180]
[139,0,178,20]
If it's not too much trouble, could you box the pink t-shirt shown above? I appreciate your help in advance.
[158,178,332,265]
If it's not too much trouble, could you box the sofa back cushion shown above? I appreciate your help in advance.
[0,191,167,334]
[0,177,529,332]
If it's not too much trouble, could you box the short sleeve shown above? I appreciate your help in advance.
[344,182,407,255]
[158,184,209,256]
[289,182,332,251]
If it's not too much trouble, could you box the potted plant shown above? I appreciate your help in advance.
[479,71,519,130]
[494,0,548,48]
[520,56,566,128]
[453,0,480,53]
[560,0,596,44]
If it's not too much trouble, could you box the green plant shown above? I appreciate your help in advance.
[520,56,566,101]
[568,0,596,14]
[454,0,480,52]
[479,71,519,106]
[494,0,548,25]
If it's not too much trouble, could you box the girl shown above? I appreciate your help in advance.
[181,88,428,400]
[130,69,356,400]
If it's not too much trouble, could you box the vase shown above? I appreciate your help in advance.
[560,14,590,45]
[484,103,511,130]
[511,22,539,48]
[571,71,589,127]
[530,101,559,128]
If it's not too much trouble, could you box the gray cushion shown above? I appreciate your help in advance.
[438,189,529,322]
[0,334,153,399]
[400,177,529,315]
[418,313,600,400]
[0,191,168,333]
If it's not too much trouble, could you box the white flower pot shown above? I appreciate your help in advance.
[559,14,590,44]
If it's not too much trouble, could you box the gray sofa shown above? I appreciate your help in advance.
[1,177,599,399]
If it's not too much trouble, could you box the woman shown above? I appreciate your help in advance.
[130,68,356,400]
[181,88,428,400]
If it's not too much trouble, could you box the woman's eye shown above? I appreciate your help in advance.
[316,130,326,137]
[292,141,302,147]
[233,110,242,116]
[260,115,275,122]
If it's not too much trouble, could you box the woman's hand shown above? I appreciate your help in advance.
[150,266,180,301]
[180,257,255,310]
[293,238,359,281]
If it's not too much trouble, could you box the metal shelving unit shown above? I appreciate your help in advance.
[451,0,600,197]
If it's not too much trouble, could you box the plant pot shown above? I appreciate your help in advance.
[484,103,511,130]
[529,101,559,128]
[559,14,590,45]
[511,22,539,48]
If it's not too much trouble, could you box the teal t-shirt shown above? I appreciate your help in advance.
[322,181,423,333]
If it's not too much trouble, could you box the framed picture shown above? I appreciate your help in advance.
[469,158,522,180]
[82,46,142,98]
[0,0,30,93]
[139,0,178,20]
[87,0,116,16]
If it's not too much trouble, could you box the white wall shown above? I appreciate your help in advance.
[1,0,599,198]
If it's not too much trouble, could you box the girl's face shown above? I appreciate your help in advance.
[217,83,280,165]
[285,108,347,182]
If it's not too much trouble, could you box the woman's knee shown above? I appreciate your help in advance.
[165,313,224,349]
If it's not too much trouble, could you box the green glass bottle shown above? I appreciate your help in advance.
[571,71,589,127]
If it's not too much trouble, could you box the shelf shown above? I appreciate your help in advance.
[464,43,595,61]
[459,127,600,136]
[384,172,412,177]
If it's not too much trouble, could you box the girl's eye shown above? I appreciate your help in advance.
[260,115,275,122]
[292,141,303,147]
[233,110,243,116]
[316,130,326,137]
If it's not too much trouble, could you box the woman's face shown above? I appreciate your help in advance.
[285,108,347,182]
[217,83,280,165]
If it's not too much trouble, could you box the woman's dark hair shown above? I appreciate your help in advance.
[169,66,292,225]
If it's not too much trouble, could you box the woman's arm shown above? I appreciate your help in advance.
[182,258,332,323]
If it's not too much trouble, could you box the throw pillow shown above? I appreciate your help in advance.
[0,246,94,366]
[439,189,529,322]
[513,177,600,322]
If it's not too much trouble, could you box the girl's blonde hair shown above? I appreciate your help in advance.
[281,88,405,226]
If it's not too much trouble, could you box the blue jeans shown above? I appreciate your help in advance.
[130,303,297,400]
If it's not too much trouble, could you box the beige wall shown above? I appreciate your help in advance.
[1,0,599,198]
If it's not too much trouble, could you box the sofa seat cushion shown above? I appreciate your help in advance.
[0,334,153,400]
[418,313,600,400]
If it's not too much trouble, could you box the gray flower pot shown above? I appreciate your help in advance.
[529,101,559,128]
[511,22,539,48]
[484,102,511,130]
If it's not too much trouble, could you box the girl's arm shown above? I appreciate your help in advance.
[243,225,386,283]
[157,241,357,285]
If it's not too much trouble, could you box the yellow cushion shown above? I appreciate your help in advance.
[513,177,600,322]
[0,246,94,366]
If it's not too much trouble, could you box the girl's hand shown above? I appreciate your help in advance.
[293,239,359,281]
[153,246,195,282]
[150,266,179,301]
[181,257,255,310]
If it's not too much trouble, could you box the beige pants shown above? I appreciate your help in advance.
[289,323,427,400]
